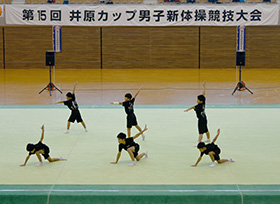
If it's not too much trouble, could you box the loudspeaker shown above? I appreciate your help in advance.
[46,51,55,66]
[236,51,245,66]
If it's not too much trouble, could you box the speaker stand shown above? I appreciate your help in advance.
[232,65,253,95]
[39,66,62,96]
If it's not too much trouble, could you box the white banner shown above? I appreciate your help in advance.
[53,26,62,52]
[5,4,279,26]
[237,25,246,51]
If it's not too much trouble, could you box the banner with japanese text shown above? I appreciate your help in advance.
[53,26,62,52]
[5,4,279,26]
[0,5,3,17]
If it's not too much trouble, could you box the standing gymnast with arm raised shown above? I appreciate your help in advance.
[111,85,146,140]
[184,81,210,146]
[57,82,87,134]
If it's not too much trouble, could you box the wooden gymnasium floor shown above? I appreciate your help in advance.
[0,68,280,105]
[0,68,280,204]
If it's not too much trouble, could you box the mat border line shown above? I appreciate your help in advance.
[1,189,280,192]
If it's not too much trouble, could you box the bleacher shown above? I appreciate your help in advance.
[159,0,277,3]
[0,0,12,3]
[24,0,143,4]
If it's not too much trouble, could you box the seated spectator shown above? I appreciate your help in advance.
[106,0,113,3]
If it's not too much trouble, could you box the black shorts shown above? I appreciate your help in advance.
[133,143,140,158]
[198,118,208,134]
[127,113,138,128]
[212,148,221,161]
[42,146,50,160]
[68,110,83,123]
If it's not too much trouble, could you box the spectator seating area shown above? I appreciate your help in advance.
[19,0,278,4]
[24,0,143,3]
[22,0,277,3]
[159,0,276,3]
[0,0,143,3]
[0,0,12,3]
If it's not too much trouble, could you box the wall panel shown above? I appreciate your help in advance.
[55,26,101,69]
[200,26,236,69]
[5,26,52,69]
[246,26,280,68]
[102,27,199,69]
[2,26,280,69]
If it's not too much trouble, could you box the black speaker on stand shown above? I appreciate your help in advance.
[39,51,62,96]
[232,51,253,95]
[46,51,55,66]
[236,50,245,66]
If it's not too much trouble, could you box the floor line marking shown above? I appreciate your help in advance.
[1,189,280,193]
[46,131,84,204]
